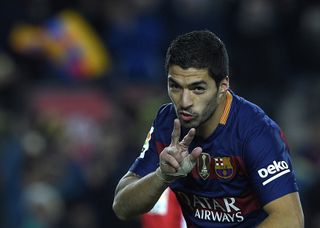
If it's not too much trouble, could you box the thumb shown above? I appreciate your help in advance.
[179,147,203,174]
[189,147,202,162]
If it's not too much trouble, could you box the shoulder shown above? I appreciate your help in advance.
[228,93,282,146]
[153,103,176,133]
[155,103,176,124]
[232,94,288,156]
[233,93,265,120]
[232,93,278,130]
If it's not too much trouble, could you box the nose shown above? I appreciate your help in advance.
[181,89,193,109]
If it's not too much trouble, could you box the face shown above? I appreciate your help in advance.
[168,65,227,129]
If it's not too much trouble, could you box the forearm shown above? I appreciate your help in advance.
[112,170,169,220]
[257,192,304,228]
[257,213,304,228]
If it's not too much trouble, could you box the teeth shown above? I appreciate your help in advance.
[181,112,191,116]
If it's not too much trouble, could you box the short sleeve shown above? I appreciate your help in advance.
[129,121,160,177]
[244,119,299,206]
[129,104,174,177]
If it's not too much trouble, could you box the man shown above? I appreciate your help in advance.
[113,30,304,227]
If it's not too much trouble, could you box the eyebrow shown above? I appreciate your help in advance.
[168,77,207,87]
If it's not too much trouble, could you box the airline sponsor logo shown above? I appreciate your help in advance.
[257,160,290,186]
[176,191,244,223]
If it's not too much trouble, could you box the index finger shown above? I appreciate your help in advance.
[171,119,181,146]
[180,128,196,147]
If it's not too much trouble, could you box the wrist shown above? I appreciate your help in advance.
[155,167,175,184]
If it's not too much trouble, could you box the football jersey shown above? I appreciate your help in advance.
[130,90,299,227]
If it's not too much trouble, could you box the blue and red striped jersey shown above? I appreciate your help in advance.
[130,90,298,227]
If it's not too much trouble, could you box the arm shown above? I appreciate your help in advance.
[112,119,202,220]
[244,118,303,227]
[112,171,169,220]
[257,192,304,228]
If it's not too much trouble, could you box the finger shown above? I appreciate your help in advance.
[179,148,202,174]
[166,146,185,163]
[160,163,176,173]
[161,152,180,169]
[171,119,181,146]
[189,147,202,162]
[181,150,188,158]
[180,128,196,147]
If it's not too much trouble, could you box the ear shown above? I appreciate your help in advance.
[219,76,229,94]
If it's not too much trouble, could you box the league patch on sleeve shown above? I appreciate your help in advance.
[139,126,154,158]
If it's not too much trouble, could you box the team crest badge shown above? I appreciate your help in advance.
[197,153,211,180]
[214,157,235,179]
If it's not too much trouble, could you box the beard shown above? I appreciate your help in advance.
[176,95,219,129]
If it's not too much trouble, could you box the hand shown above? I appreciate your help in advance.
[156,119,202,183]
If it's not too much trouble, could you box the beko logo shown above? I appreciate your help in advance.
[257,160,290,186]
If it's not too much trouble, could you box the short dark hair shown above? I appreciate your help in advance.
[165,30,229,85]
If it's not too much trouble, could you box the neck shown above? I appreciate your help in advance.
[197,93,227,139]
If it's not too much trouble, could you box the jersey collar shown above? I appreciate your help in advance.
[219,90,232,125]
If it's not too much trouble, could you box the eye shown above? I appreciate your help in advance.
[193,87,206,94]
[169,82,181,91]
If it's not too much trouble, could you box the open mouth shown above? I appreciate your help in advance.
[179,111,195,121]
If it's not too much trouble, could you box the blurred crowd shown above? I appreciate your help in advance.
[0,0,319,227]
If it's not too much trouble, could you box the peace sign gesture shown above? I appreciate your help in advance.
[156,119,202,183]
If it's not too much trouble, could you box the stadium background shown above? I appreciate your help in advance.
[0,0,319,227]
